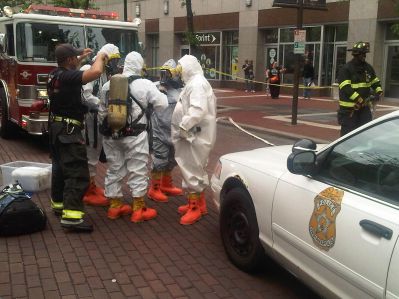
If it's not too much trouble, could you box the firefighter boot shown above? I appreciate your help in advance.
[147,171,168,202]
[131,197,157,223]
[177,192,208,215]
[83,177,109,206]
[160,171,183,196]
[107,198,132,220]
[180,193,202,225]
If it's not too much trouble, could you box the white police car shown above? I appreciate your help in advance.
[211,110,399,299]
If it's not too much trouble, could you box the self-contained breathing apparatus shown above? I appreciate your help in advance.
[99,74,153,142]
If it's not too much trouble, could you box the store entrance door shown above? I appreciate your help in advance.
[332,45,347,84]
[384,44,399,99]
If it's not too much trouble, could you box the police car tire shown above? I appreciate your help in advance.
[220,187,265,273]
[0,88,12,139]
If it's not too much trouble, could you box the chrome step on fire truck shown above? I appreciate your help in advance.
[0,5,141,139]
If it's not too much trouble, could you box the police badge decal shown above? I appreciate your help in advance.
[309,187,344,251]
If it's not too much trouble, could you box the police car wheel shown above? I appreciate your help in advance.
[220,187,265,273]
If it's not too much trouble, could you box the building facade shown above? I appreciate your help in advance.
[97,0,399,100]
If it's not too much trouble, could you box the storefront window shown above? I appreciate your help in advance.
[222,31,239,80]
[265,28,278,43]
[198,46,220,80]
[386,23,399,40]
[335,25,348,41]
[148,34,159,79]
[280,28,294,43]
[306,26,321,42]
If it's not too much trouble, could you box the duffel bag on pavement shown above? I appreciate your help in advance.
[0,183,47,236]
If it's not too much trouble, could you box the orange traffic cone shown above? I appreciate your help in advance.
[160,171,183,196]
[107,198,132,220]
[83,177,109,206]
[179,193,202,225]
[147,171,168,202]
[131,197,157,223]
[178,191,208,215]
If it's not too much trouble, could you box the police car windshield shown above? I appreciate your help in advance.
[16,22,139,63]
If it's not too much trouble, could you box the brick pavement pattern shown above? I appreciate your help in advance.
[0,126,320,298]
[4,88,397,298]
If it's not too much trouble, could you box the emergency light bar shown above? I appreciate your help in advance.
[25,5,118,20]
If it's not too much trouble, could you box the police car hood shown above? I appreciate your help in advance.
[221,145,294,177]
[123,51,143,77]
[179,55,203,83]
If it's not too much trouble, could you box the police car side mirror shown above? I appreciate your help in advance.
[287,151,316,175]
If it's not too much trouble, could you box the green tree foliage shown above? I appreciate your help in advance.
[392,0,399,35]
[50,0,94,9]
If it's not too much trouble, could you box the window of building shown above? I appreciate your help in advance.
[277,26,322,85]
[264,28,278,43]
[222,31,239,80]
[147,34,159,79]
[321,24,348,86]
[386,23,399,40]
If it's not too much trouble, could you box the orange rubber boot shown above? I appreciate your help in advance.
[107,198,132,220]
[83,178,109,206]
[160,171,183,196]
[131,197,157,223]
[180,193,202,225]
[178,192,208,215]
[147,171,168,202]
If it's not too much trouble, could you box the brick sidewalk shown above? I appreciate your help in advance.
[216,89,399,143]
[1,88,396,298]
[0,125,320,299]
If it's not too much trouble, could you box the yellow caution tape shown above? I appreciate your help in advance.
[144,65,333,90]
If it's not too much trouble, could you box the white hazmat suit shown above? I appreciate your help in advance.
[171,54,217,225]
[80,44,120,207]
[99,51,168,222]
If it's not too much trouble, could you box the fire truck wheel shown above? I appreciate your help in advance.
[0,88,12,139]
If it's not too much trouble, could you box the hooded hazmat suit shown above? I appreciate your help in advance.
[80,44,120,207]
[99,51,168,222]
[171,55,217,225]
[148,59,184,202]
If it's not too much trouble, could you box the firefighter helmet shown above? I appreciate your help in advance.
[348,41,370,55]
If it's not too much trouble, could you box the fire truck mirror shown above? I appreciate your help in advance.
[0,33,5,53]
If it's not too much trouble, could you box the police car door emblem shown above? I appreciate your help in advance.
[309,187,343,251]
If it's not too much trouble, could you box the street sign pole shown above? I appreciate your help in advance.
[124,0,128,21]
[291,0,303,125]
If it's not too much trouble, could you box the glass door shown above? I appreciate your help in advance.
[384,44,399,99]
[332,45,347,84]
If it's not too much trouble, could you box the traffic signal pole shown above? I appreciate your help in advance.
[291,0,303,125]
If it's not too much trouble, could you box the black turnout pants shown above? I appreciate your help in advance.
[338,106,372,137]
[49,122,90,214]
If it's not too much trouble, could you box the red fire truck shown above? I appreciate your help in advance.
[0,5,141,139]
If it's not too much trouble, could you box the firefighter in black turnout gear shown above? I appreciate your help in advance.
[47,43,109,232]
[337,41,383,136]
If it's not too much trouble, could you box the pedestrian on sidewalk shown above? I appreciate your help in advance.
[47,43,110,232]
[80,44,121,207]
[242,59,251,92]
[302,59,314,100]
[248,60,255,92]
[99,51,168,222]
[147,59,183,203]
[171,54,217,225]
[337,41,383,136]
[266,62,285,99]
